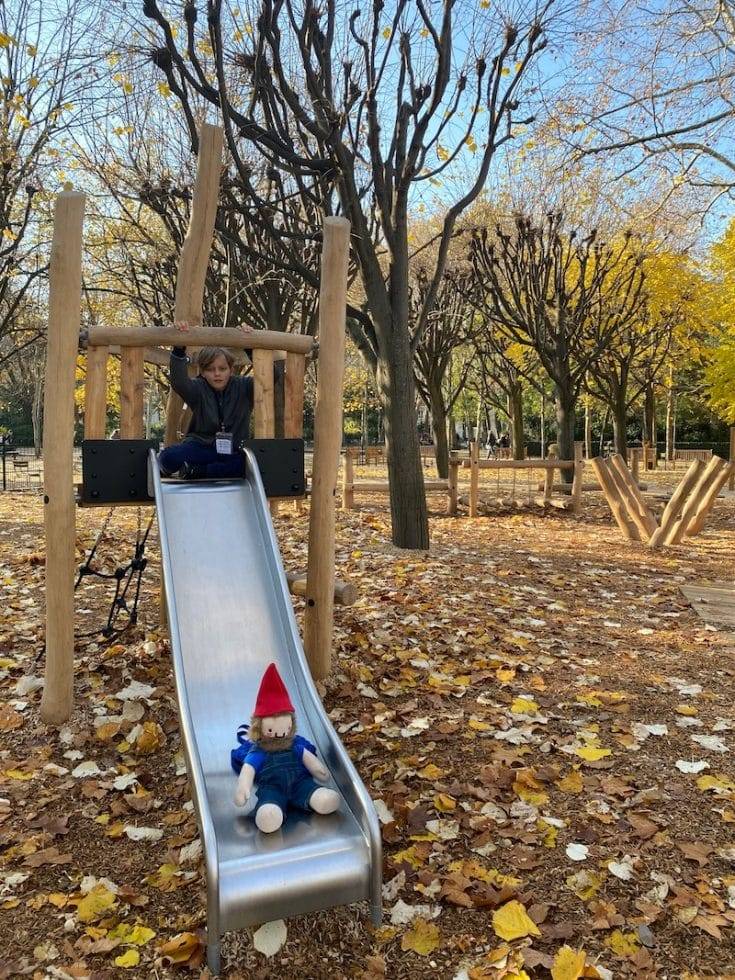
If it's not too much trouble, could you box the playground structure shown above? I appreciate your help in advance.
[39,123,381,973]
[451,441,585,516]
[341,445,450,511]
[590,454,734,548]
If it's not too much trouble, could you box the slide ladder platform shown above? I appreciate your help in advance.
[150,450,381,975]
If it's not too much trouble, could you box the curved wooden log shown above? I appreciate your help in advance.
[608,454,657,539]
[648,459,705,549]
[589,457,641,542]
[684,459,734,537]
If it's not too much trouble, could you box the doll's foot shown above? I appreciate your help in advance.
[255,804,283,833]
[309,788,339,815]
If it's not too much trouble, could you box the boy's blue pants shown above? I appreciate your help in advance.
[159,441,245,479]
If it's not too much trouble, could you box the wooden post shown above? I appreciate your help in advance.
[448,453,459,515]
[608,454,658,540]
[469,441,479,517]
[543,465,554,504]
[589,457,641,542]
[571,459,584,516]
[648,459,705,549]
[684,459,734,537]
[83,345,108,439]
[284,352,306,438]
[730,427,735,491]
[164,124,224,447]
[342,447,355,510]
[252,348,277,516]
[631,448,640,483]
[40,192,85,725]
[120,347,145,438]
[304,217,350,680]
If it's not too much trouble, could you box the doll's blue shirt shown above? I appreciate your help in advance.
[230,725,316,775]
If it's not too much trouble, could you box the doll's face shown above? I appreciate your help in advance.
[261,714,293,740]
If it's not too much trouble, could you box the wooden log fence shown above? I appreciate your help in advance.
[341,446,450,512]
[591,454,733,548]
[458,455,585,516]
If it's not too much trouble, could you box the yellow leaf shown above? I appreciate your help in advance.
[576,692,603,708]
[0,33,15,48]
[107,53,119,67]
[109,923,156,945]
[496,667,515,683]
[157,81,171,98]
[573,746,611,762]
[566,870,603,901]
[697,774,735,794]
[434,793,456,812]
[436,144,449,162]
[511,697,538,715]
[419,28,429,37]
[676,704,698,716]
[538,819,558,848]
[76,885,117,923]
[469,718,492,731]
[605,930,640,957]
[135,721,166,755]
[122,81,133,94]
[392,845,425,870]
[501,66,510,76]
[417,763,445,780]
[382,27,392,39]
[557,769,583,794]
[3,769,34,781]
[114,949,140,968]
[492,900,541,941]
[401,918,441,955]
[27,44,38,56]
[158,932,203,964]
[552,946,587,980]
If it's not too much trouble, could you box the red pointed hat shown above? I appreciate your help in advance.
[253,663,294,717]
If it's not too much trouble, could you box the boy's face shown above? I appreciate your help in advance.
[201,354,232,391]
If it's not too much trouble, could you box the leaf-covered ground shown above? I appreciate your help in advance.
[1,474,734,979]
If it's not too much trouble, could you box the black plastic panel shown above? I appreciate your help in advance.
[81,439,158,505]
[244,439,305,497]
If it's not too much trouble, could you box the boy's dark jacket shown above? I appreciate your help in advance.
[169,349,253,449]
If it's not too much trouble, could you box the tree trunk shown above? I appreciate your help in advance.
[540,388,546,458]
[644,382,656,452]
[427,376,449,479]
[665,368,675,463]
[612,398,628,462]
[376,331,429,549]
[584,395,592,459]
[554,382,576,480]
[508,382,525,460]
[32,358,44,457]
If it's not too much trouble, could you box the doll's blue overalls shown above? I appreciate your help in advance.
[252,747,321,816]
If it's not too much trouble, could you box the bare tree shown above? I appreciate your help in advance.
[412,271,475,478]
[468,213,646,468]
[0,1,101,360]
[138,0,556,548]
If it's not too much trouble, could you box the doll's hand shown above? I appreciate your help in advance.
[239,324,254,334]
[234,785,251,807]
[174,320,191,333]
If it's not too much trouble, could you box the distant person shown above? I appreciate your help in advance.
[158,322,254,480]
[498,432,509,449]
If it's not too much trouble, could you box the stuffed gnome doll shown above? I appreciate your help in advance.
[231,663,340,833]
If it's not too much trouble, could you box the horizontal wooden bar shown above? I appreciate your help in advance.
[286,572,355,606]
[84,326,314,355]
[347,480,449,492]
[461,458,575,470]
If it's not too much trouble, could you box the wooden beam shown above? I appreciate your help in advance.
[648,459,706,549]
[730,427,735,491]
[342,447,356,510]
[571,459,585,516]
[252,348,276,438]
[304,217,350,680]
[84,345,108,439]
[543,464,554,504]
[164,124,224,447]
[664,455,726,545]
[120,347,145,439]
[287,572,356,606]
[346,479,448,492]
[469,440,479,517]
[461,457,575,470]
[684,459,734,537]
[608,454,657,540]
[448,454,459,516]
[284,352,306,438]
[589,457,641,542]
[41,192,85,725]
[91,325,313,355]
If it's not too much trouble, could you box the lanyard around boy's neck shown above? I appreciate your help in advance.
[215,390,227,432]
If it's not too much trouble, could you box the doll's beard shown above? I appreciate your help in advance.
[257,733,295,753]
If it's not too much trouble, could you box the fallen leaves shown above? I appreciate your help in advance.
[492,900,541,941]
[400,918,441,955]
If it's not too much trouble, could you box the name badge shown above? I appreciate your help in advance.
[215,431,233,455]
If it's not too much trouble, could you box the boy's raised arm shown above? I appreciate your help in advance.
[168,321,201,406]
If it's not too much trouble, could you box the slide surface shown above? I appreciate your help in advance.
[150,450,381,971]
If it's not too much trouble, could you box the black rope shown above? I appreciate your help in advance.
[75,509,155,640]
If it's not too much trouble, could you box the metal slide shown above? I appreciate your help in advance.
[149,450,382,975]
